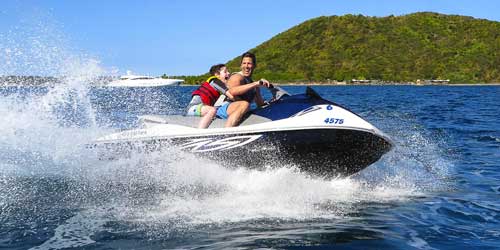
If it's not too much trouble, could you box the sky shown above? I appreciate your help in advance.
[1,0,499,76]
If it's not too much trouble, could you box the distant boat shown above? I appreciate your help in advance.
[108,71,183,87]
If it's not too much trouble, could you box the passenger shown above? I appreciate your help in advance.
[219,51,271,127]
[186,64,234,128]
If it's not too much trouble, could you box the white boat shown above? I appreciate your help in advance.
[107,71,184,87]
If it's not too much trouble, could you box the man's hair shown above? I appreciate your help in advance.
[240,51,256,65]
[209,64,226,75]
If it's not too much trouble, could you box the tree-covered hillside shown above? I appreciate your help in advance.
[186,12,500,84]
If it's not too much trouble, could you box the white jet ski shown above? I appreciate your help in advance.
[92,86,393,178]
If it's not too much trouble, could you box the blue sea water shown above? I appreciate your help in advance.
[0,83,499,250]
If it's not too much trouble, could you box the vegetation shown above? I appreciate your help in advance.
[182,12,500,84]
[163,74,207,84]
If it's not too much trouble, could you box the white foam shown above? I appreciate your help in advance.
[0,10,109,177]
[102,151,422,226]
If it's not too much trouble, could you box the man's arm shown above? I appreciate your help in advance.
[226,74,260,96]
[253,79,271,106]
[254,88,266,107]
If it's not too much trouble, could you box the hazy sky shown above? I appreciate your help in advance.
[2,0,499,76]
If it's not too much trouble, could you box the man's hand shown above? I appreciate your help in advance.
[258,79,272,88]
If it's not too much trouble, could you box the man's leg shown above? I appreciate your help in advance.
[225,101,249,127]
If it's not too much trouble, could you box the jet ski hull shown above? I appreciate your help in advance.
[94,127,392,178]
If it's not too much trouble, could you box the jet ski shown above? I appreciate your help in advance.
[92,86,393,178]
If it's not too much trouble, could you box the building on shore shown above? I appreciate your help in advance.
[351,79,371,84]
[423,79,450,84]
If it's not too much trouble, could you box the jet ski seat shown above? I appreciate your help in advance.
[138,112,272,129]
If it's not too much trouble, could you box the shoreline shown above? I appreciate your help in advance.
[2,81,500,87]
[2,76,499,87]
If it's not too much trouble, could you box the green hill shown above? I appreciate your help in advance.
[185,12,500,84]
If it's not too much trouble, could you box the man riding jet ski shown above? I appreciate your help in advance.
[92,86,393,178]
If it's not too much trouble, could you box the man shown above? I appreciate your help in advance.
[216,52,271,127]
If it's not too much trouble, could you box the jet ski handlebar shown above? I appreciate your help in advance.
[266,84,290,102]
[257,79,290,102]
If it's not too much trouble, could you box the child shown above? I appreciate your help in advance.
[186,64,234,128]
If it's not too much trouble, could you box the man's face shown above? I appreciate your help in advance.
[240,57,255,77]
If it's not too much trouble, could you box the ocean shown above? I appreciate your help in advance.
[0,83,499,250]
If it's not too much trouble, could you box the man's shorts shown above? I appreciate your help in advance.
[186,103,203,116]
[216,102,230,119]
